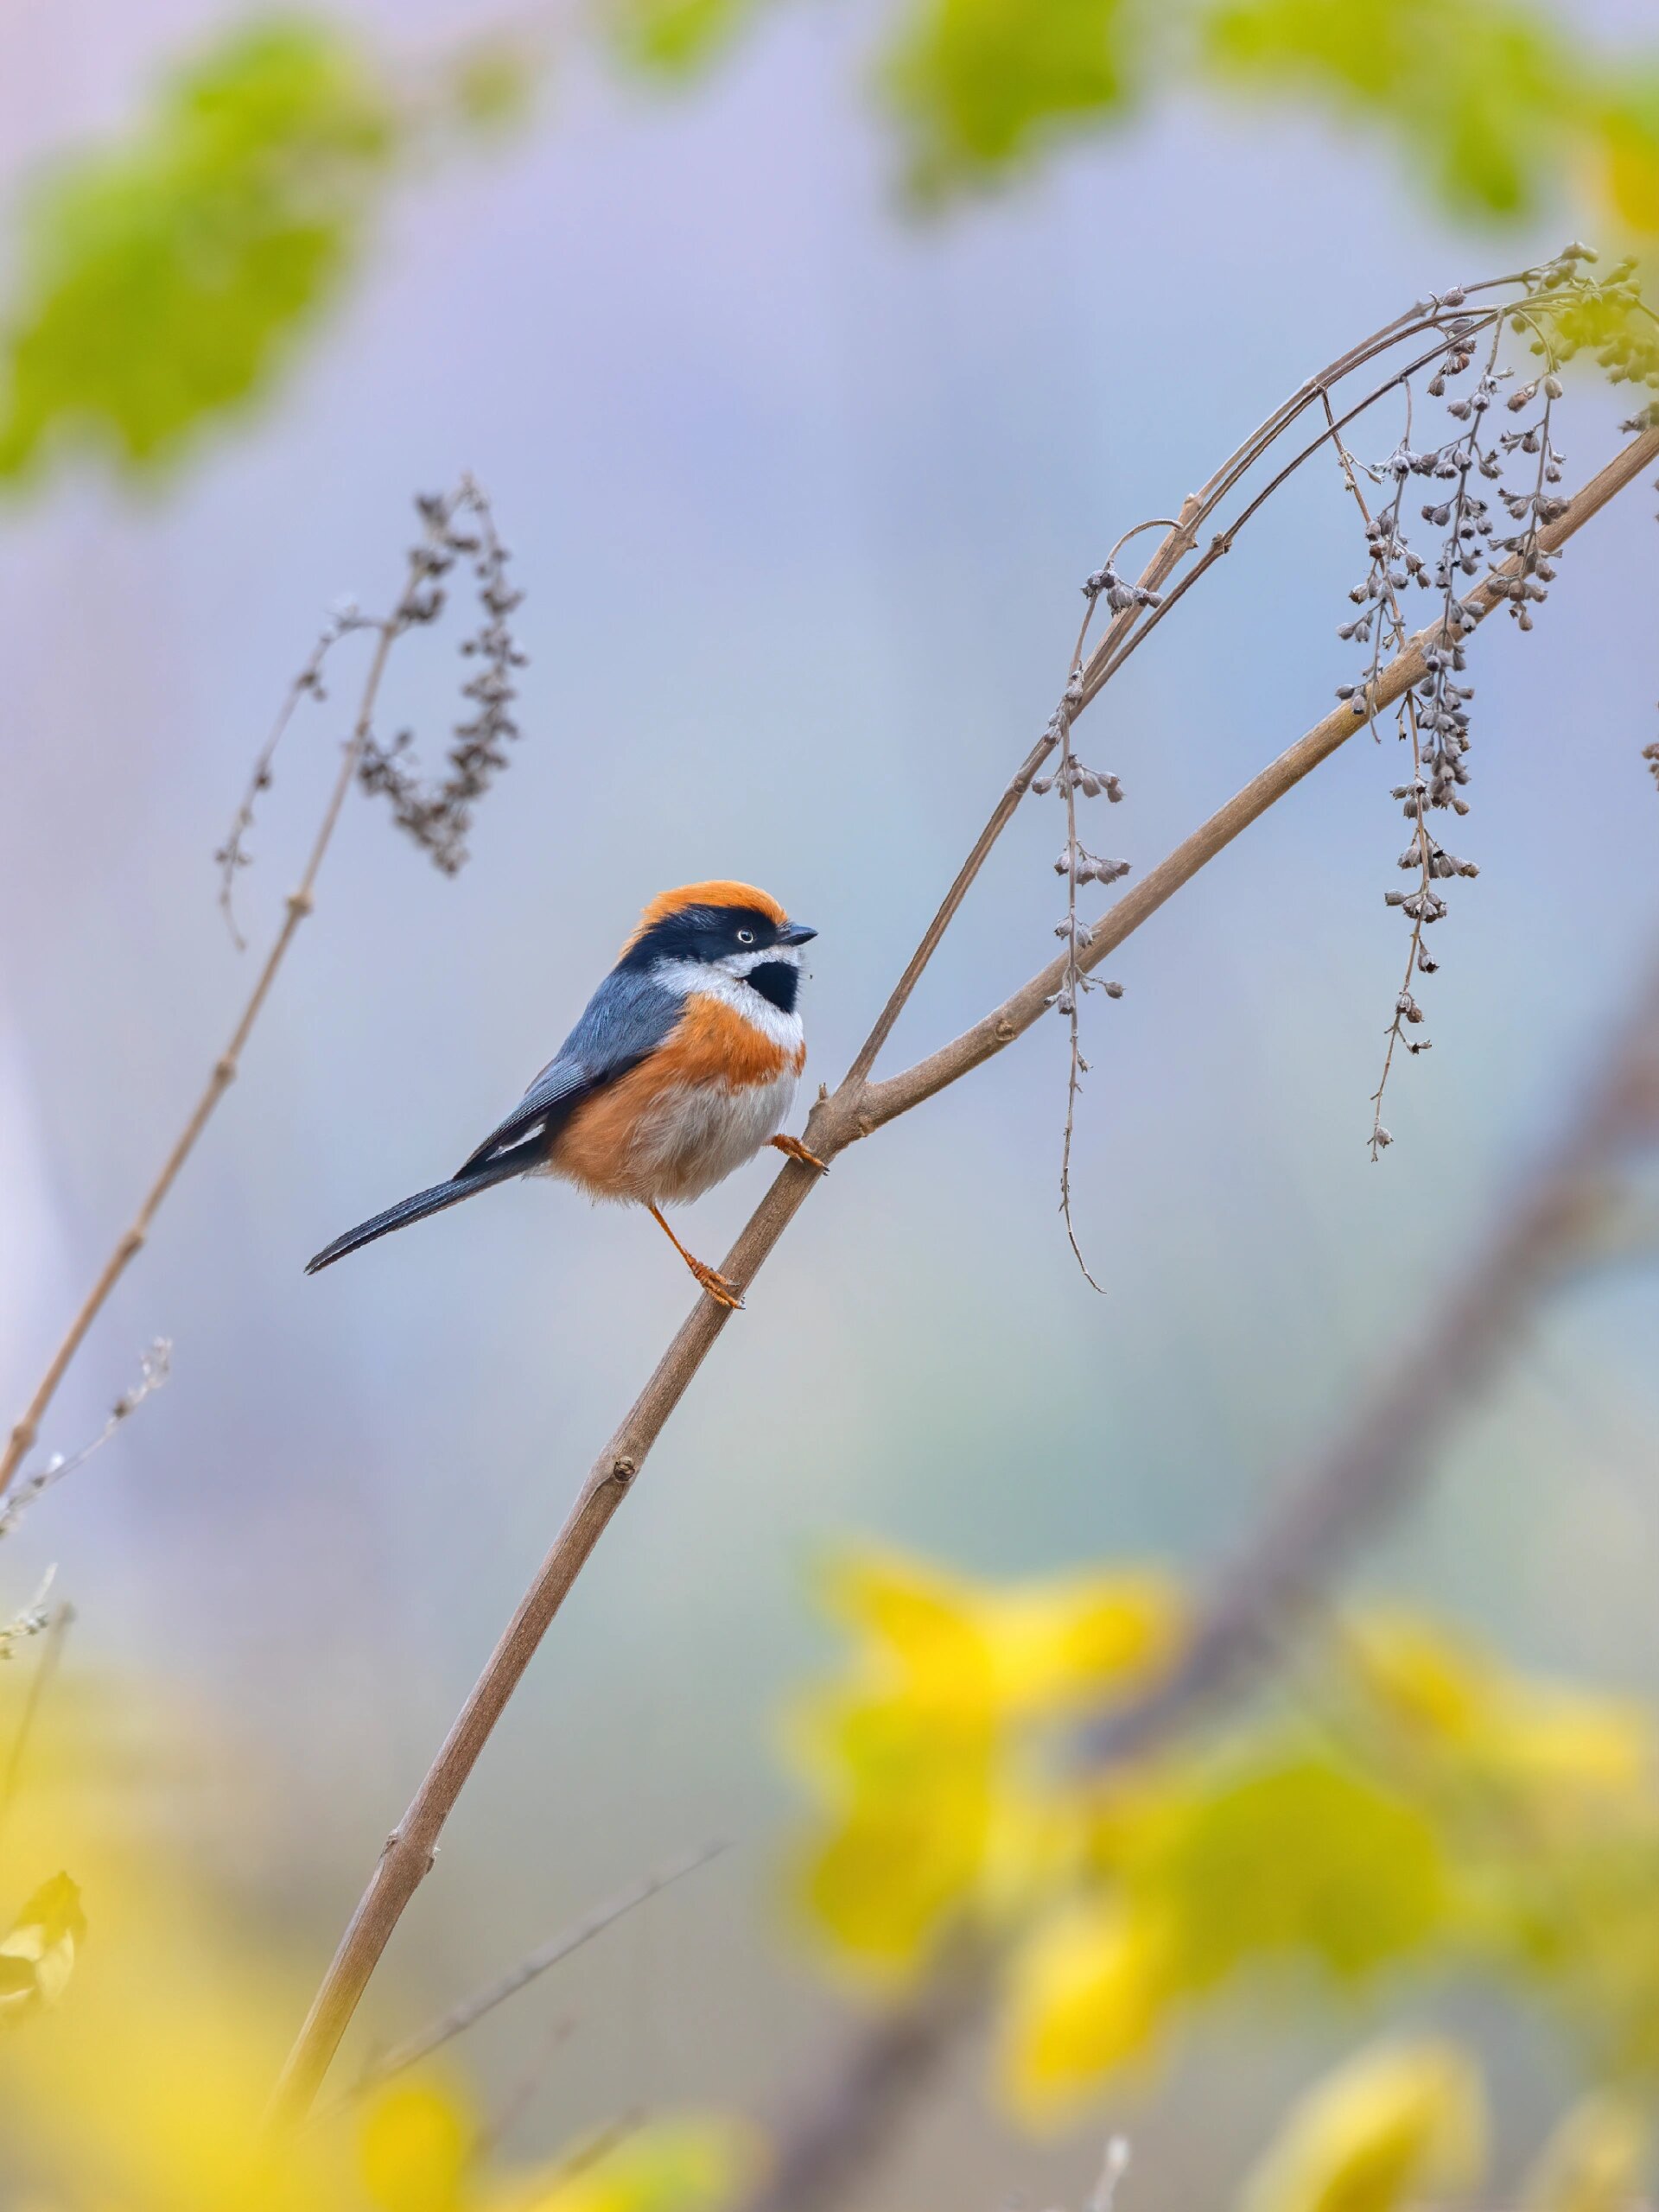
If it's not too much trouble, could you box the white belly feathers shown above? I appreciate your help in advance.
[632,1066,798,1201]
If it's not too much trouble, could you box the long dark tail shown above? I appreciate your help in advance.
[305,1154,526,1275]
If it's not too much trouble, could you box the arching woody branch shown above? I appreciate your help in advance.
[269,418,1659,2126]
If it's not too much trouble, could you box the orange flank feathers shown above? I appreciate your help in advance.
[550,990,803,1201]
[620,880,786,954]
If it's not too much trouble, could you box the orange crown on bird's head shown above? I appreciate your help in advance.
[620,880,788,955]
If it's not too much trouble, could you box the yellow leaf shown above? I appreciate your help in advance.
[0,1872,86,2021]
[1350,1613,1652,1802]
[1599,108,1659,235]
[985,1573,1181,1714]
[1240,2038,1485,2212]
[816,1548,992,1690]
[1523,2094,1649,2212]
[816,1546,1180,1710]
[359,2082,475,2212]
[1000,1896,1173,2123]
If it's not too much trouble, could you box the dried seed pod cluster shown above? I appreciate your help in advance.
[214,478,531,938]
[1022,243,1655,1274]
[1332,248,1658,1155]
[356,480,529,875]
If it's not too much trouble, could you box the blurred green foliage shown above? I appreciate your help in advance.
[0,23,395,479]
[1204,0,1656,224]
[605,0,763,78]
[3,0,1657,486]
[884,0,1137,194]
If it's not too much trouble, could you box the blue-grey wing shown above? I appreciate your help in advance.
[454,967,682,1176]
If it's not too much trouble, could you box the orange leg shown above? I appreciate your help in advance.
[769,1133,828,1173]
[647,1204,743,1311]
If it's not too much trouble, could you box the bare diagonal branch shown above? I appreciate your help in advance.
[268,416,1659,2126]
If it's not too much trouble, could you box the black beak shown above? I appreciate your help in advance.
[779,921,817,946]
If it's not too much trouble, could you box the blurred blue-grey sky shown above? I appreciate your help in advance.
[1,3,1656,2199]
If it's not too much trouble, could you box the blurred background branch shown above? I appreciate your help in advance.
[731,922,1659,2212]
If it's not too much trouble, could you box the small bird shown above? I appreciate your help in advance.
[305,881,823,1308]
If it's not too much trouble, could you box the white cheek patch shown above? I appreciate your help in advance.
[652,956,805,1057]
[722,944,803,981]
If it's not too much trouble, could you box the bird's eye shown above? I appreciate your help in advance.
[736,929,755,945]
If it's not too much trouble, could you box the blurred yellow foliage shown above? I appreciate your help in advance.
[1349,1612,1652,1805]
[1239,2038,1485,2212]
[0,1661,746,2212]
[788,1547,1179,1973]
[794,1545,1659,2126]
[0,1872,85,2021]
[1001,1895,1173,2120]
[1523,2093,1651,2212]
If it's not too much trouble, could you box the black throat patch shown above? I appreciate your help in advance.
[745,961,800,1014]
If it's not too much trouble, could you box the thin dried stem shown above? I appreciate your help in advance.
[266,411,1659,2126]
[216,616,364,949]
[324,1837,727,2113]
[0,1599,73,1846]
[0,487,499,1503]
[476,2015,578,2161]
[842,505,1200,1091]
[0,1340,170,1541]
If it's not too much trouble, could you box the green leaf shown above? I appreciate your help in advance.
[883,0,1138,195]
[1144,1752,1451,1990]
[1201,0,1586,219]
[605,0,770,79]
[0,18,397,482]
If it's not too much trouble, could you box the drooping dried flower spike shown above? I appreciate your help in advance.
[355,481,528,874]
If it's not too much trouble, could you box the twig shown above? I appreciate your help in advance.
[0,1340,170,1541]
[858,426,1659,1136]
[324,1836,728,2113]
[0,1567,58,1662]
[475,2013,578,2161]
[0,1600,73,1846]
[0,485,500,1502]
[265,402,1659,2125]
[216,614,365,949]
